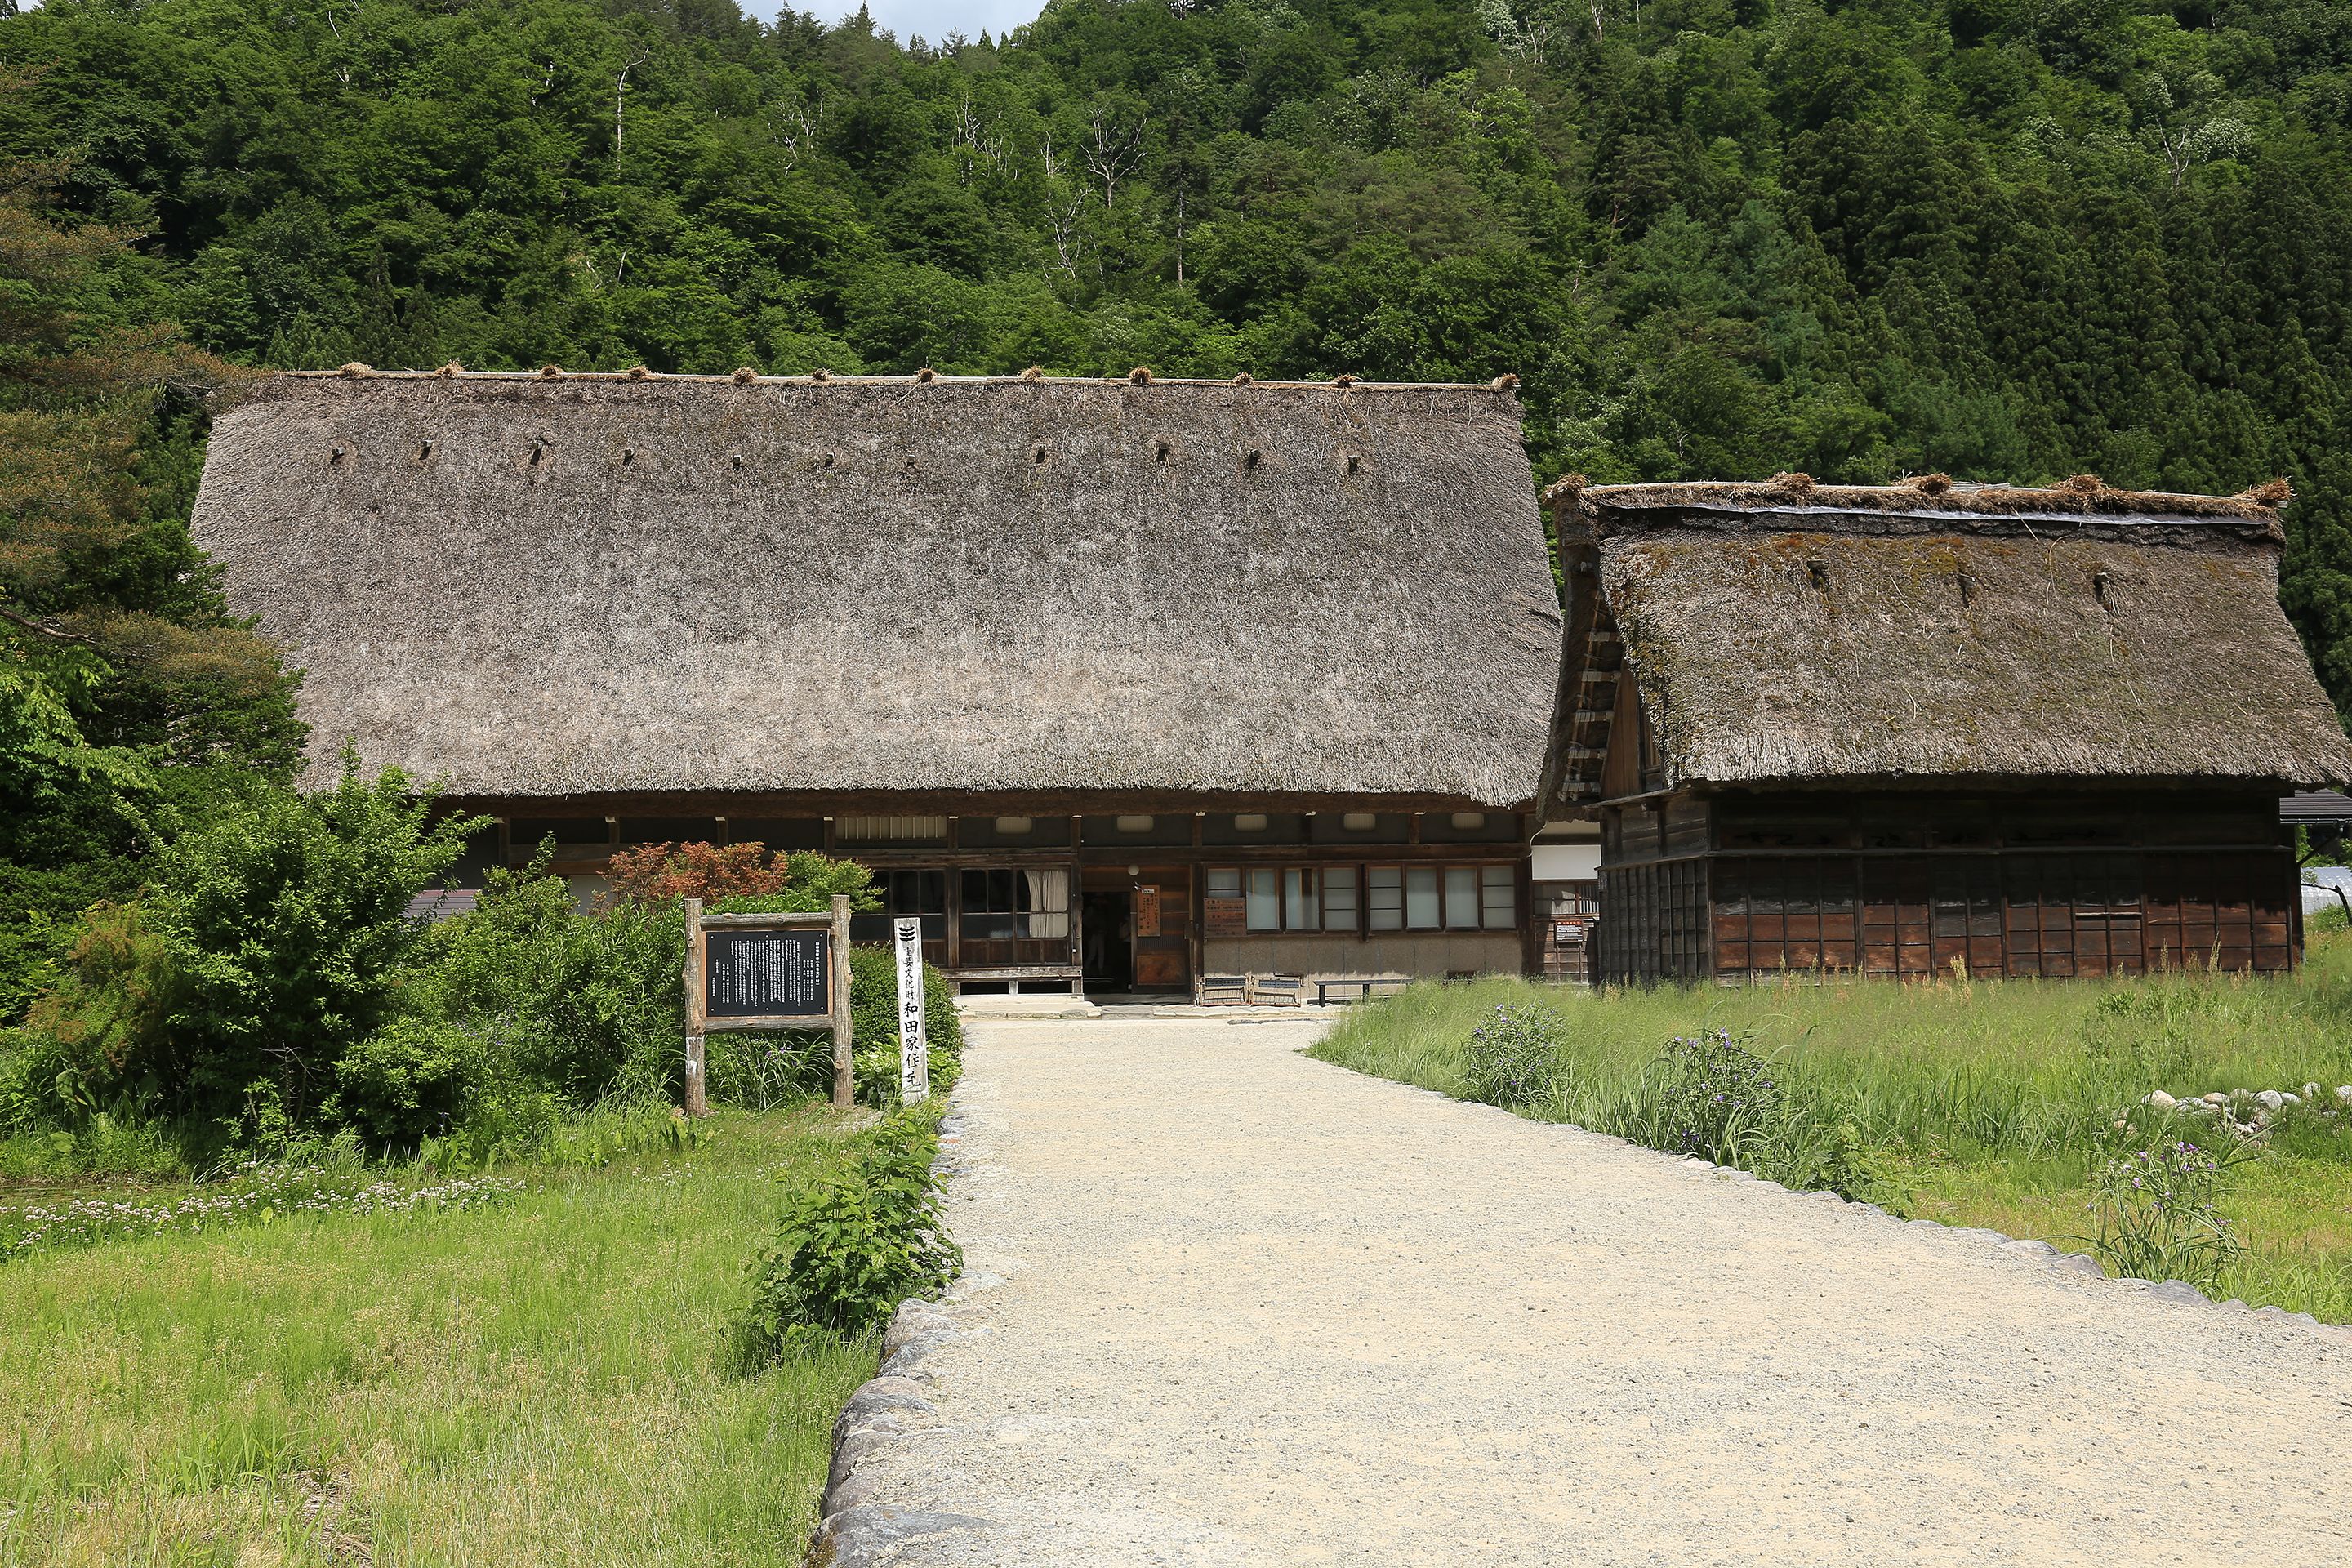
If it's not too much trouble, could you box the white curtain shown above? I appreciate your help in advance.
[1025,868,1070,939]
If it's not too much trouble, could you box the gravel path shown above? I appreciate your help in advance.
[823,1018,2352,1566]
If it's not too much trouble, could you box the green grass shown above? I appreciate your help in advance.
[1310,933,2352,1321]
[0,1106,877,1567]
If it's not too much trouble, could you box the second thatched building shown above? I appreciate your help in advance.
[1546,475,2352,984]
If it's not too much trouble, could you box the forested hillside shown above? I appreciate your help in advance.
[5,0,2352,706]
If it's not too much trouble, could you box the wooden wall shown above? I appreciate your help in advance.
[1599,790,2299,984]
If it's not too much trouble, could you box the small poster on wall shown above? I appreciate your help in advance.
[1135,884,1161,938]
[1205,897,1248,938]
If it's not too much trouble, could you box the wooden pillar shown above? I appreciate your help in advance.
[1188,813,1205,989]
[944,863,963,976]
[830,893,853,1109]
[1067,845,1086,995]
[681,897,708,1116]
[1518,853,1537,979]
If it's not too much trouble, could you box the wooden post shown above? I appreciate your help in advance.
[682,897,708,1116]
[1067,849,1085,996]
[830,893,853,1110]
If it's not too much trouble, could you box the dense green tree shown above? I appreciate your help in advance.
[0,69,302,1015]
[2,0,2350,729]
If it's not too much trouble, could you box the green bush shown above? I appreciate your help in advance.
[19,765,475,1130]
[412,867,686,1103]
[740,1107,960,1359]
[154,765,477,1124]
[412,856,959,1116]
[329,1018,487,1147]
[0,1026,94,1134]
[1462,1001,1562,1107]
[19,902,185,1121]
[1598,1028,1872,1200]
[2082,1132,2258,1288]
[1610,1029,1784,1165]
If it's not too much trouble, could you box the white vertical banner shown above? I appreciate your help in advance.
[894,917,929,1105]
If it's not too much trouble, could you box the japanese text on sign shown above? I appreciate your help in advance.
[705,929,831,1018]
[894,918,929,1104]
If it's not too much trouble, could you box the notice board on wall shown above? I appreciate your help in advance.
[1135,884,1161,938]
[1204,897,1248,938]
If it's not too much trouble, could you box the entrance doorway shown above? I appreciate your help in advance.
[1082,890,1133,991]
[1080,865,1192,996]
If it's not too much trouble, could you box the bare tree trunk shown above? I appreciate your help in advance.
[615,45,652,169]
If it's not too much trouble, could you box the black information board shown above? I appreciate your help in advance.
[705,929,831,1019]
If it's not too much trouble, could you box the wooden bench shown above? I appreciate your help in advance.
[1313,977,1410,1006]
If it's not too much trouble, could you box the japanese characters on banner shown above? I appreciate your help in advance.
[894,917,929,1105]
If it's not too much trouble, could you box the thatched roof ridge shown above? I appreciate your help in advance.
[274,365,1526,392]
[1561,474,2289,536]
[194,372,1558,805]
[1570,480,2352,791]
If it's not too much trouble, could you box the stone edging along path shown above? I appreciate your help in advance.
[808,1109,984,1568]
[805,1050,2351,1566]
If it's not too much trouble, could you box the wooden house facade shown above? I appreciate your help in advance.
[1544,476,2352,985]
[191,368,1562,996]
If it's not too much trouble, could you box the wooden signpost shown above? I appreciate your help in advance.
[893,917,929,1106]
[682,893,853,1113]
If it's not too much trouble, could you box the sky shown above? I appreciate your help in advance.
[7,0,1049,48]
[803,0,1050,43]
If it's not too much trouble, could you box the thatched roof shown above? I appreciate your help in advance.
[193,370,1557,806]
[1557,476,2352,791]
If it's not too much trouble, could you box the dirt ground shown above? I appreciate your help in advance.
[842,1018,2352,1566]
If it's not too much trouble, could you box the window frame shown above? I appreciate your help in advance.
[1203,862,1519,938]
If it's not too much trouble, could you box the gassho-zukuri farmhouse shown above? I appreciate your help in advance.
[191,367,2352,994]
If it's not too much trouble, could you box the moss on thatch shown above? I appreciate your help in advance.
[192,372,1558,804]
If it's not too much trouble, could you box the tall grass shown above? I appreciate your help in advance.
[0,1106,876,1567]
[1311,934,2352,1319]
[1317,939,2352,1157]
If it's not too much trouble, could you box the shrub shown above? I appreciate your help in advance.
[21,764,476,1128]
[1601,1027,1873,1198]
[330,1018,487,1147]
[20,902,184,1120]
[608,842,876,908]
[1462,1001,1562,1107]
[2082,1133,2256,1289]
[413,867,685,1103]
[1613,1029,1784,1164]
[740,1107,960,1358]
